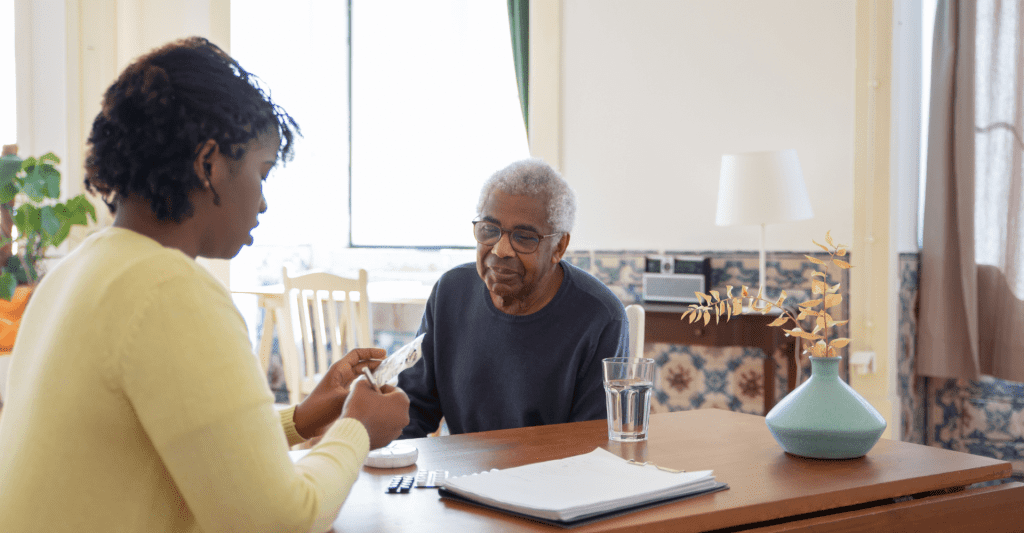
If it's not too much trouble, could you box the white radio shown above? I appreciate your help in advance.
[641,256,710,304]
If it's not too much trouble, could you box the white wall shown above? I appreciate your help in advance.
[557,0,857,252]
[14,0,67,161]
[532,0,915,435]
[16,0,231,283]
[28,0,860,258]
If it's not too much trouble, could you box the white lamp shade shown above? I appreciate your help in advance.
[715,149,814,227]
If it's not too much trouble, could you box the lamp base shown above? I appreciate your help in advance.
[758,223,767,294]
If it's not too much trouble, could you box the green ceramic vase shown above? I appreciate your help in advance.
[765,356,886,459]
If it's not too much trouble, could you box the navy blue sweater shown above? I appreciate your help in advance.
[398,261,628,438]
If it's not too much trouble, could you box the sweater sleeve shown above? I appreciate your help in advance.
[569,306,629,423]
[117,272,369,533]
[397,282,445,438]
[278,405,308,448]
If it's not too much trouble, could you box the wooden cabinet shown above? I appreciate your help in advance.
[643,304,798,414]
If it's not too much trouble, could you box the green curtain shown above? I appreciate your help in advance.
[507,0,528,135]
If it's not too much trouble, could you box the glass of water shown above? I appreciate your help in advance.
[602,357,656,441]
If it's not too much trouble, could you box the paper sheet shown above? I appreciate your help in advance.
[440,447,717,521]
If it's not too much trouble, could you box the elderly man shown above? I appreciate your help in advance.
[397,158,628,438]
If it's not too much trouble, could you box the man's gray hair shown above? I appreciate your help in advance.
[476,158,577,233]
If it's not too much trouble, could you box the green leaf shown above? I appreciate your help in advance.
[40,205,60,237]
[40,164,61,198]
[66,195,97,224]
[67,206,87,226]
[22,161,61,200]
[5,256,30,285]
[0,155,21,185]
[14,203,40,235]
[48,222,70,248]
[51,202,69,219]
[38,152,60,165]
[0,272,15,301]
[21,181,42,202]
[83,196,97,221]
[21,164,45,202]
[0,181,16,203]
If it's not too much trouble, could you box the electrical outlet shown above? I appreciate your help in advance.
[850,351,875,374]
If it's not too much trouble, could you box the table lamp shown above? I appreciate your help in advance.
[715,149,814,293]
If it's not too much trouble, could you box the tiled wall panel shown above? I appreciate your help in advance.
[899,252,1024,476]
[566,249,851,415]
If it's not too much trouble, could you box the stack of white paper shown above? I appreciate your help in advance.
[439,447,723,523]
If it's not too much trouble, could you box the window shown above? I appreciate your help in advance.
[349,1,529,247]
[231,0,349,256]
[230,0,528,257]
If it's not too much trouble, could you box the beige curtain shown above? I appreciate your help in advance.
[918,0,1024,382]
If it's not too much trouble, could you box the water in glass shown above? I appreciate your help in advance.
[604,378,653,441]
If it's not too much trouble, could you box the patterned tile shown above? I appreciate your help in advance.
[582,249,853,416]
[278,246,1023,479]
[651,344,763,415]
[590,252,646,303]
[925,376,1024,475]
[255,248,861,425]
[897,253,925,444]
[563,250,591,272]
[897,251,1024,474]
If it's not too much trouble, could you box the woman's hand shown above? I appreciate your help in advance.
[342,378,410,450]
[293,348,386,439]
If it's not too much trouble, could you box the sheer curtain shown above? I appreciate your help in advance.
[918,0,1024,382]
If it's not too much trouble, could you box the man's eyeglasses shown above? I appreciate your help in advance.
[472,220,560,254]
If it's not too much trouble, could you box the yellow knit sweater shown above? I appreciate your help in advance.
[0,228,369,532]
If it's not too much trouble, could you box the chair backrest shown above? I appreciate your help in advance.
[279,267,373,404]
[625,304,645,360]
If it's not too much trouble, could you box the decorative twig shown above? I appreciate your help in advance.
[681,231,853,358]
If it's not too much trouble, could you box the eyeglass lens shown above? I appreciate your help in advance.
[473,221,543,253]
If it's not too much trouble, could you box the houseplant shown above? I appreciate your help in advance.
[0,150,96,351]
[682,231,886,459]
[0,151,96,299]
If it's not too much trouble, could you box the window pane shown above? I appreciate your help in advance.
[350,0,530,247]
[230,0,348,349]
[230,0,349,254]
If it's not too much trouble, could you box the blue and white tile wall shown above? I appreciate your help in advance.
[242,244,1022,474]
[565,249,851,416]
[929,377,1024,475]
[898,252,1024,476]
[897,253,926,444]
[247,246,858,417]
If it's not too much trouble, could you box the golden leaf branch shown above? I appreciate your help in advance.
[681,231,854,358]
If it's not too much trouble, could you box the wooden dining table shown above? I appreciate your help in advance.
[326,408,1022,532]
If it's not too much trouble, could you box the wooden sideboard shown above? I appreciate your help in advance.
[643,304,798,414]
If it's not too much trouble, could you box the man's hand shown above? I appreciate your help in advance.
[341,377,410,450]
[293,348,386,439]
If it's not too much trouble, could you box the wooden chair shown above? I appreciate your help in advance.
[625,304,645,360]
[279,267,373,405]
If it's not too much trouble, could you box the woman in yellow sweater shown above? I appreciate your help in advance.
[0,37,409,532]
